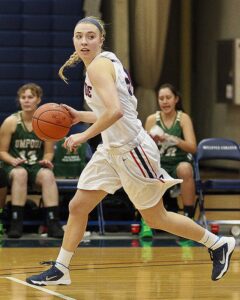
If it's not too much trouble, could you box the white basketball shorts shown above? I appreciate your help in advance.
[78,129,182,210]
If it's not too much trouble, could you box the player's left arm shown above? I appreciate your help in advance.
[64,58,123,149]
[178,113,197,154]
[84,58,123,138]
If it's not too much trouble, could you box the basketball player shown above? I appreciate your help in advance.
[26,17,235,285]
[0,83,63,239]
[0,167,7,236]
[141,83,197,238]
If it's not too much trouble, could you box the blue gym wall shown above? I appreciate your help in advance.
[0,0,85,125]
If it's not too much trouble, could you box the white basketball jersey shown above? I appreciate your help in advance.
[84,51,142,148]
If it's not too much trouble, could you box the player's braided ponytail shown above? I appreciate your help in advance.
[58,51,81,83]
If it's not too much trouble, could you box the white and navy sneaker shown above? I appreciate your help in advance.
[26,261,71,286]
[209,237,236,281]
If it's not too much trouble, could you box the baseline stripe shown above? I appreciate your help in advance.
[5,277,75,300]
[130,151,146,177]
[134,147,154,178]
[139,145,157,178]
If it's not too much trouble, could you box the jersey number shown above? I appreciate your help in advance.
[19,150,38,165]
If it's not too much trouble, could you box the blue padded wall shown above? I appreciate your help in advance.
[0,0,85,125]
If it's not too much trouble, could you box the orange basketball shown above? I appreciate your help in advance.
[32,103,72,141]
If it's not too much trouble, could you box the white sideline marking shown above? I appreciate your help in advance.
[4,276,76,300]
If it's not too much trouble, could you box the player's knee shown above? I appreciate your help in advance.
[177,163,193,180]
[68,198,89,216]
[11,168,28,183]
[38,169,56,185]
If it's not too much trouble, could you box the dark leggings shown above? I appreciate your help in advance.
[0,168,7,188]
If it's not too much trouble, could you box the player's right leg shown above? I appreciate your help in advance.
[8,167,28,238]
[26,189,107,286]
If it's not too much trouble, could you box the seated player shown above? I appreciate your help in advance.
[0,83,64,238]
[53,133,92,179]
[142,83,197,238]
[0,166,7,237]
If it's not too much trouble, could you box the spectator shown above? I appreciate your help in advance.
[142,83,197,238]
[0,83,64,239]
[53,137,92,179]
[0,166,7,237]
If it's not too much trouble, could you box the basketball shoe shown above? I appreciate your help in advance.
[26,261,71,286]
[139,219,153,239]
[208,236,236,281]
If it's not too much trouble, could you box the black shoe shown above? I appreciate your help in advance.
[0,222,3,236]
[47,220,64,238]
[26,261,71,286]
[8,220,23,238]
[0,223,3,247]
[209,237,236,281]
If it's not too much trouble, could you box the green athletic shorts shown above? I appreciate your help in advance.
[3,163,42,186]
[162,159,194,179]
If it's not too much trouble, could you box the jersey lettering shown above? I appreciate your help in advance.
[15,139,42,149]
[84,83,92,98]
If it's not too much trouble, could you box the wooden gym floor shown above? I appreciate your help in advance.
[1,165,240,300]
[0,231,240,300]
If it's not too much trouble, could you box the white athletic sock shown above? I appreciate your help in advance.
[56,247,74,270]
[198,229,219,249]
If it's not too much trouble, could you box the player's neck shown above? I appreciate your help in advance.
[160,110,177,128]
[21,110,34,122]
[161,110,177,121]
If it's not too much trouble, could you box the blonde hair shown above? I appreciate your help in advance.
[58,16,105,83]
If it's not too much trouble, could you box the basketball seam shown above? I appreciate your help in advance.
[33,119,59,140]
[32,116,71,129]
[32,118,70,140]
[33,108,71,126]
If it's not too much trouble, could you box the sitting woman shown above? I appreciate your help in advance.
[0,83,64,238]
[0,166,7,236]
[142,83,197,238]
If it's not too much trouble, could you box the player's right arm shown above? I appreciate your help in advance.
[144,114,155,133]
[145,114,167,144]
[0,116,25,166]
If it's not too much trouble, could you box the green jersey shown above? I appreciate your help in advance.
[155,110,193,173]
[53,139,91,178]
[7,111,44,165]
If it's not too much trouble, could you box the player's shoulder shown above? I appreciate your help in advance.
[91,56,113,68]
[145,113,157,130]
[88,55,116,81]
[179,111,193,125]
[146,113,157,122]
[0,113,18,133]
[180,111,191,120]
[2,113,18,125]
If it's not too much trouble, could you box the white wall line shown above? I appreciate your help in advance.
[5,277,76,300]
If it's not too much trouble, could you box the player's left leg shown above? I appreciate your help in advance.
[139,200,235,281]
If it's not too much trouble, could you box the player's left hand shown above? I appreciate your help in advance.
[64,133,87,152]
[39,159,54,169]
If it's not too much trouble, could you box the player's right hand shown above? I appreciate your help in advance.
[60,104,80,125]
[11,157,26,167]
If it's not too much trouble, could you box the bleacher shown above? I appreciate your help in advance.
[0,0,85,125]
[0,1,148,236]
